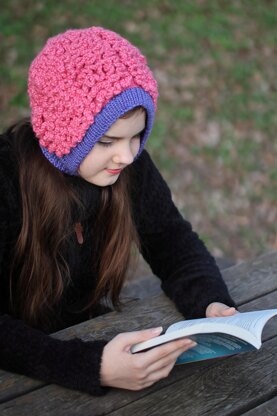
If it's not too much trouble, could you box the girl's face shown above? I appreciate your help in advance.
[78,110,146,186]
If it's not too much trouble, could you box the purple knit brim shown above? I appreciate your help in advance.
[40,87,155,175]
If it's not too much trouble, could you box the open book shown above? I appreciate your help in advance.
[131,309,277,364]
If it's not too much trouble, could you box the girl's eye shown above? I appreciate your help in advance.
[98,141,113,147]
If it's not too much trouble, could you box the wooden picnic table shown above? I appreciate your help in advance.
[0,251,276,415]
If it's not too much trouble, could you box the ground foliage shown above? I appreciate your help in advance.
[1,0,276,262]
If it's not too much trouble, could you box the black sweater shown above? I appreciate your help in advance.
[0,131,235,395]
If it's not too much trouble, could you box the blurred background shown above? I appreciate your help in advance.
[1,0,276,265]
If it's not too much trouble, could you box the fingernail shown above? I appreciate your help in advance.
[181,339,197,347]
[151,327,163,335]
[184,339,197,346]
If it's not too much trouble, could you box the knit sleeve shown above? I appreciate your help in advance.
[0,315,108,395]
[131,150,236,319]
[0,135,108,396]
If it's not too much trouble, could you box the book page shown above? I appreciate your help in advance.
[167,309,277,340]
[131,309,277,354]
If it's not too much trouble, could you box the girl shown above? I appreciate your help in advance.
[0,27,237,395]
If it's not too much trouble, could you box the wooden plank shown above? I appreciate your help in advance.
[0,336,275,416]
[0,251,276,405]
[105,338,277,416]
[222,251,277,305]
[124,250,277,305]
[0,291,276,415]
[0,373,42,404]
[51,289,277,343]
[0,362,216,415]
[241,396,277,415]
[52,250,277,343]
[0,298,276,406]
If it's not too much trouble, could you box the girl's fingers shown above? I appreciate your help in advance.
[141,360,178,388]
[150,360,176,381]
[217,306,238,317]
[115,327,163,350]
[137,338,196,368]
[206,302,238,317]
[130,340,197,389]
[145,341,196,375]
[221,307,234,315]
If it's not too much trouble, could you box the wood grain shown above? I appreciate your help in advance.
[241,396,277,415]
[106,338,277,416]
[0,337,275,416]
[222,250,277,305]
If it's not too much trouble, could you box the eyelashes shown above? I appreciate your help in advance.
[97,135,141,148]
[98,141,113,147]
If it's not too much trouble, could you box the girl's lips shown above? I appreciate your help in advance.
[106,168,122,175]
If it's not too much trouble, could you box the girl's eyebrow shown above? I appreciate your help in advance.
[103,127,145,140]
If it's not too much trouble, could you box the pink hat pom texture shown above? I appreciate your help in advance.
[28,27,158,158]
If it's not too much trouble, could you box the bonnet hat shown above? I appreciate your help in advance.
[28,27,158,175]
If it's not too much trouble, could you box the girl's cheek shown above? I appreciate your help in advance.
[133,140,141,156]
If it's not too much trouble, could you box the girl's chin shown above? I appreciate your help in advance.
[82,174,120,187]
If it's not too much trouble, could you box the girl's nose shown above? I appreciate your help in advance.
[112,142,135,165]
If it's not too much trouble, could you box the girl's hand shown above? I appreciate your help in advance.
[206,302,238,318]
[100,328,196,391]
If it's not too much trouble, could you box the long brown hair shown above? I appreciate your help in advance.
[10,109,142,330]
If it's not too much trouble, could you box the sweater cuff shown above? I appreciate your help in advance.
[185,294,237,320]
[181,294,236,319]
[41,337,110,396]
[0,314,109,396]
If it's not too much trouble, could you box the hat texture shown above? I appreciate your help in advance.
[28,27,158,174]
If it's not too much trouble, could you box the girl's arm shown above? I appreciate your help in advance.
[132,151,236,319]
[0,314,108,395]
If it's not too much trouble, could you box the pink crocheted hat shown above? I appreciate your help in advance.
[28,27,158,175]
